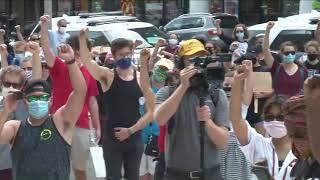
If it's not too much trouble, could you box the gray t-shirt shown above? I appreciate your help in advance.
[0,98,28,170]
[156,86,230,170]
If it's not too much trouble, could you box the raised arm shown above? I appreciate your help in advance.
[155,66,198,125]
[263,21,275,68]
[229,65,250,145]
[58,44,87,127]
[15,25,25,42]
[0,94,20,144]
[114,49,155,141]
[150,38,166,69]
[40,15,56,68]
[315,22,320,42]
[26,41,42,80]
[214,19,222,35]
[79,28,111,83]
[0,29,5,44]
[0,44,8,67]
[304,76,320,162]
[242,60,254,106]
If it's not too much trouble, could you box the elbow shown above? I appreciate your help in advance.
[216,130,229,150]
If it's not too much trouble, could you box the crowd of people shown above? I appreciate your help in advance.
[0,14,319,180]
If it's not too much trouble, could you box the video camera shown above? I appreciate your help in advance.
[188,53,231,90]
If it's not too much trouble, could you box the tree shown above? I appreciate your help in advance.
[313,0,320,10]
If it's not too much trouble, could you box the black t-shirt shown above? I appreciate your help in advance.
[246,64,270,126]
[304,61,320,76]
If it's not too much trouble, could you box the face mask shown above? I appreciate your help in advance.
[223,86,232,92]
[255,44,263,53]
[307,54,318,61]
[264,120,287,138]
[236,32,244,41]
[15,53,25,62]
[116,57,132,69]
[2,86,15,97]
[282,54,296,64]
[152,68,167,83]
[25,70,32,80]
[168,39,178,46]
[58,27,66,34]
[28,101,49,119]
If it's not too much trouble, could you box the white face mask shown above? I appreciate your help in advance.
[58,27,66,34]
[2,86,15,97]
[168,39,178,46]
[264,120,287,138]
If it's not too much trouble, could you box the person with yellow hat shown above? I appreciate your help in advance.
[154,38,229,180]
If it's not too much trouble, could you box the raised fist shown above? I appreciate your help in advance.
[15,25,21,32]
[0,44,7,55]
[58,44,75,62]
[266,21,275,31]
[234,65,249,81]
[26,41,41,55]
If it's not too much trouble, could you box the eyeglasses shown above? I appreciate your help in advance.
[26,94,50,103]
[60,25,67,27]
[41,64,49,69]
[2,81,21,89]
[22,67,32,71]
[283,51,296,56]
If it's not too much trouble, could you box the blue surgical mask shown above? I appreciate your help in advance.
[116,57,132,69]
[28,101,49,119]
[15,53,25,62]
[236,32,244,41]
[282,54,296,64]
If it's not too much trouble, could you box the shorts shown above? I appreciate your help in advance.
[71,127,90,171]
[139,151,157,176]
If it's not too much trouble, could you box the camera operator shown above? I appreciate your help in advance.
[155,39,229,180]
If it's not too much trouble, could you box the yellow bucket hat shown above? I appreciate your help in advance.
[178,39,208,57]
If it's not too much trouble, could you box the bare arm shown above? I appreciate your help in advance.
[263,22,275,69]
[205,120,229,149]
[0,44,8,67]
[40,15,56,68]
[315,22,320,42]
[58,45,87,127]
[214,19,222,35]
[150,39,166,69]
[79,28,111,83]
[242,60,254,106]
[230,65,250,145]
[27,41,42,80]
[15,25,25,42]
[89,96,101,139]
[0,29,5,44]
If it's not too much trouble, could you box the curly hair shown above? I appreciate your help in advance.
[232,24,249,40]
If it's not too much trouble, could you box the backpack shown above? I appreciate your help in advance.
[167,85,221,134]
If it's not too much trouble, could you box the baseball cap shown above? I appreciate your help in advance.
[178,39,208,57]
[24,79,51,96]
[154,56,174,70]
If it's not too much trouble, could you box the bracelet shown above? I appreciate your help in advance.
[65,59,76,65]
[127,128,133,136]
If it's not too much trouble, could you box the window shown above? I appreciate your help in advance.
[130,26,168,46]
[214,16,239,29]
[270,30,314,52]
[180,17,204,29]
[165,18,184,31]
[67,31,110,47]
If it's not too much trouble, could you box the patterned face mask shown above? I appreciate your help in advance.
[152,68,167,83]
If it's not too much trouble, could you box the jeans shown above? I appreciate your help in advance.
[103,135,143,180]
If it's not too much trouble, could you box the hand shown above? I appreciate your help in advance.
[157,38,167,47]
[26,41,40,54]
[266,21,275,31]
[140,48,150,65]
[134,39,143,48]
[40,15,50,29]
[214,19,221,26]
[58,44,75,62]
[0,29,5,36]
[197,105,212,123]
[0,44,8,56]
[79,27,88,38]
[114,127,131,142]
[180,65,198,89]
[234,65,249,81]
[3,93,19,114]
[242,60,253,72]
[15,25,21,32]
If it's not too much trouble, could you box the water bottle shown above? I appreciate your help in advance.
[89,129,98,147]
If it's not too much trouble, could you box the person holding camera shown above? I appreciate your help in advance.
[0,43,87,180]
[155,39,229,180]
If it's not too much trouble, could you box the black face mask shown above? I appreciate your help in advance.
[255,44,263,53]
[307,54,319,61]
[223,86,232,92]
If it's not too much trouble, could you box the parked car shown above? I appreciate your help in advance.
[162,13,239,52]
[248,10,320,52]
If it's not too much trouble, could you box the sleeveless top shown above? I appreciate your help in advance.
[104,69,143,141]
[11,116,71,180]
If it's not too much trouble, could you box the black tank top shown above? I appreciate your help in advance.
[11,117,71,180]
[104,69,143,140]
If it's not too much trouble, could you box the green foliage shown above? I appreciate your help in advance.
[313,0,320,10]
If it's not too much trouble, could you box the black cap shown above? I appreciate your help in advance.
[24,79,51,96]
[234,51,257,65]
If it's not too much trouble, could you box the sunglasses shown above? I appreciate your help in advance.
[283,51,296,56]
[26,94,50,103]
[60,25,67,27]
[22,67,32,71]
[2,81,21,89]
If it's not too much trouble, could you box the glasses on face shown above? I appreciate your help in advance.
[60,25,67,27]
[2,81,21,89]
[264,114,284,122]
[22,67,32,71]
[26,94,50,103]
[283,51,296,56]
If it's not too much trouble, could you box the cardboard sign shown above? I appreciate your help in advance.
[253,72,273,93]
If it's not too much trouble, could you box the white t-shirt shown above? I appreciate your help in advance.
[49,30,70,55]
[240,121,298,180]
